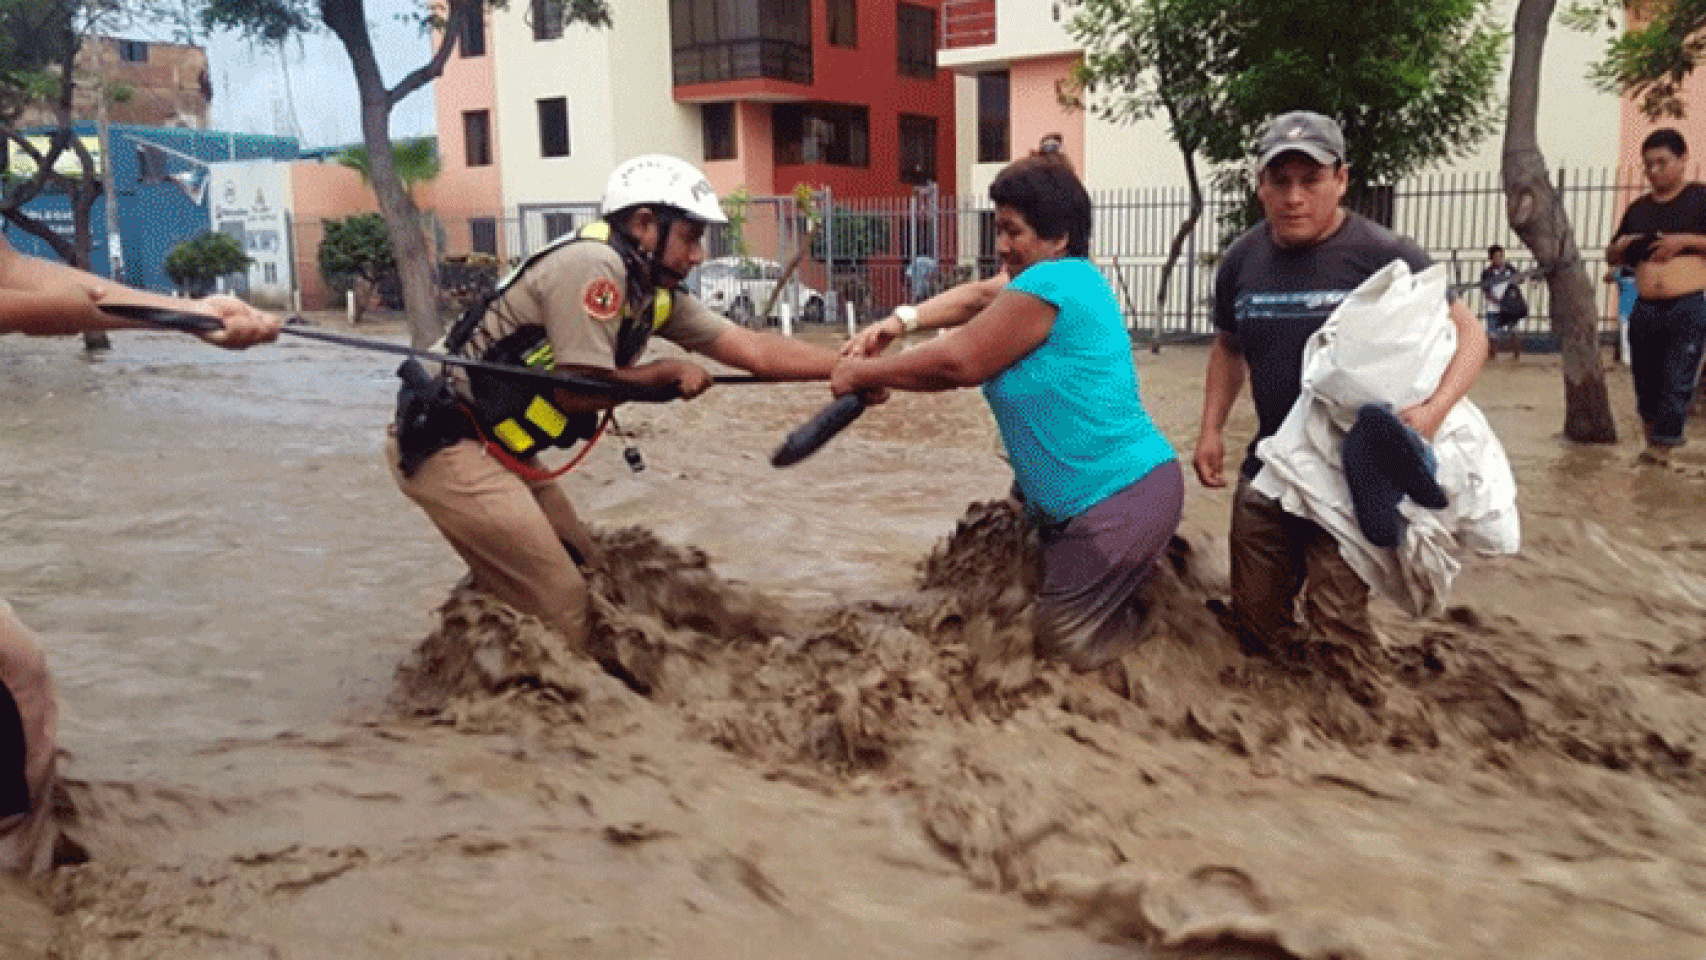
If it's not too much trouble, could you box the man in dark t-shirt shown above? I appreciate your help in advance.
[1606,127,1706,465]
[1193,111,1487,661]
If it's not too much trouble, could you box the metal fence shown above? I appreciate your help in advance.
[299,167,1649,344]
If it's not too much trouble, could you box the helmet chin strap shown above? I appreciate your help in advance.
[610,207,689,289]
[648,208,687,287]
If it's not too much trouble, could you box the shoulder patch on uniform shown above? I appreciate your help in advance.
[582,277,623,322]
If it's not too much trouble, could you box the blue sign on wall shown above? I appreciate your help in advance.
[5,125,298,293]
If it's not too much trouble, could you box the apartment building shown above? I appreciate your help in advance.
[433,0,958,253]
[939,0,1628,198]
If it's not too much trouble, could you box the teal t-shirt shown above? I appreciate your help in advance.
[983,257,1176,523]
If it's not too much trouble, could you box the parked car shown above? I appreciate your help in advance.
[688,256,829,326]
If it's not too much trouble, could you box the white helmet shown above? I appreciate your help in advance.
[601,154,728,224]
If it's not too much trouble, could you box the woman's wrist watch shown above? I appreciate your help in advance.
[894,305,920,335]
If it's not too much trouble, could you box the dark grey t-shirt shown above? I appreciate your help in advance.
[1213,211,1433,478]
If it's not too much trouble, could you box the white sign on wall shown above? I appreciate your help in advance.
[207,159,293,306]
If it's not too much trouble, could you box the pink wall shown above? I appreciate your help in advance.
[1009,53,1084,171]
[431,12,505,257]
[290,162,381,310]
[1618,90,1706,181]
[704,101,777,201]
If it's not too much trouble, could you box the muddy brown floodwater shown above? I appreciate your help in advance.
[2,320,1704,959]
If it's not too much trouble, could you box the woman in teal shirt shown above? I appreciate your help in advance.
[833,154,1182,669]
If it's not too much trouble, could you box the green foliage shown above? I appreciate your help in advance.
[198,0,311,42]
[1065,0,1233,154]
[1574,0,1706,119]
[811,210,891,263]
[721,186,751,259]
[336,137,442,193]
[0,0,77,123]
[165,231,252,296]
[1067,0,1506,194]
[318,213,395,294]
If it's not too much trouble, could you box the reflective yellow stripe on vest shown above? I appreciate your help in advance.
[472,219,676,458]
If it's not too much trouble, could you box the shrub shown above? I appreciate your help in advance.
[810,211,891,263]
[318,214,397,320]
[164,232,252,297]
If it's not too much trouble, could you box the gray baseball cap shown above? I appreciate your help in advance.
[1256,111,1346,170]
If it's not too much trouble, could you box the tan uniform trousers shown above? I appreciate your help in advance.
[1228,474,1376,654]
[0,600,58,874]
[388,438,598,647]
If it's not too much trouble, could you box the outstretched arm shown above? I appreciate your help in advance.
[841,272,1010,358]
[700,323,844,381]
[0,233,278,348]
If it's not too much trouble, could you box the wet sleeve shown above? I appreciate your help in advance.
[527,244,628,371]
[656,292,735,354]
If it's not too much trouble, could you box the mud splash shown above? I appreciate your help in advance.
[16,338,1706,960]
[379,498,1706,960]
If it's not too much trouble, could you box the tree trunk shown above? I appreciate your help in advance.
[324,0,459,349]
[362,98,438,345]
[69,163,108,352]
[1501,0,1615,442]
[1151,142,1203,354]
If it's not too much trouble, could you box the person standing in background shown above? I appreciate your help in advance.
[1605,127,1706,464]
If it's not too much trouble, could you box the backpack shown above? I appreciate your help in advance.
[1496,283,1528,328]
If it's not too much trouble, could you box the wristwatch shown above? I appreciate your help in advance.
[894,305,920,335]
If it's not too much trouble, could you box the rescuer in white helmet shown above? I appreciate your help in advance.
[387,154,847,652]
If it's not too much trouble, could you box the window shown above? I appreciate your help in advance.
[982,70,1003,163]
[773,103,867,167]
[263,262,278,284]
[898,114,937,185]
[976,70,1009,163]
[117,40,148,63]
[896,4,936,79]
[531,0,565,41]
[544,212,577,241]
[827,0,856,47]
[702,103,736,161]
[463,110,492,167]
[470,218,498,256]
[459,10,486,56]
[537,97,570,158]
[670,0,813,86]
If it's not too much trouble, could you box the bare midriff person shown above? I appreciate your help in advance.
[1606,140,1706,300]
[1609,234,1706,300]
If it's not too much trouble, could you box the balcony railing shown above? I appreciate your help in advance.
[672,38,813,87]
[941,0,996,49]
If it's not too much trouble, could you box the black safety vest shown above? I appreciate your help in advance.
[443,222,673,458]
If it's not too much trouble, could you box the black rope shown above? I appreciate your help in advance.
[97,304,757,404]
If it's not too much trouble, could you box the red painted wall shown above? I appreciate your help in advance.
[678,0,956,200]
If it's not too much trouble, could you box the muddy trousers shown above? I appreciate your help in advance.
[1033,461,1185,670]
[1628,292,1706,446]
[1228,476,1376,654]
[0,600,58,874]
[388,438,598,647]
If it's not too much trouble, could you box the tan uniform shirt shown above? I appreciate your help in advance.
[450,239,730,396]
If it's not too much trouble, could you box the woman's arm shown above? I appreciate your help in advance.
[831,288,1053,394]
[841,272,1010,358]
